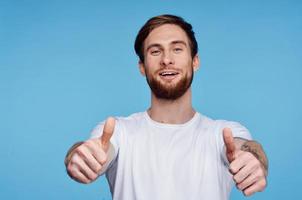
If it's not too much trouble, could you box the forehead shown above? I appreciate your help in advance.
[144,24,189,48]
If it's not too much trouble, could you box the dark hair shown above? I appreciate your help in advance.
[134,14,198,62]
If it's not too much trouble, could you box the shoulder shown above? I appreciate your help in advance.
[90,112,145,138]
[197,113,252,140]
[116,112,145,124]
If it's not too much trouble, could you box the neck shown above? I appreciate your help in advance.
[147,88,195,124]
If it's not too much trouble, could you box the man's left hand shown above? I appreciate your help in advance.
[223,128,267,196]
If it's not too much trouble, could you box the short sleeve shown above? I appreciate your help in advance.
[224,121,252,140]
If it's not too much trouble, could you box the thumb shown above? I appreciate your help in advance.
[223,127,236,163]
[100,117,116,148]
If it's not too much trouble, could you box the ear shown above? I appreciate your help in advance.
[192,54,200,72]
[139,61,146,76]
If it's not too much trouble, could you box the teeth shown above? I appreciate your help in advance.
[160,71,178,76]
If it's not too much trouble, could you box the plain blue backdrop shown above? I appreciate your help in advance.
[1,0,301,199]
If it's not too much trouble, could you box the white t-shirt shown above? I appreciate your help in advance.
[90,111,251,200]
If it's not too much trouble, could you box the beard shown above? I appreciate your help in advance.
[145,66,194,100]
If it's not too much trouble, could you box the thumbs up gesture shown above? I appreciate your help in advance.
[223,128,267,196]
[66,117,116,184]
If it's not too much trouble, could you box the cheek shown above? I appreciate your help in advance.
[145,55,160,65]
[177,58,192,71]
[144,58,160,71]
[176,53,191,63]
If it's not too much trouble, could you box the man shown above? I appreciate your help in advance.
[65,14,268,200]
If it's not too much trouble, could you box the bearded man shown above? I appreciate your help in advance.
[65,14,268,200]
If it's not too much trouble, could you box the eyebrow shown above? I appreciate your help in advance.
[171,40,187,47]
[146,40,188,52]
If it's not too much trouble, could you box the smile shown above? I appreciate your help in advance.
[159,70,180,80]
[159,71,179,76]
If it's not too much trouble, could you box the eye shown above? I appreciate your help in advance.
[174,48,183,53]
[150,50,161,56]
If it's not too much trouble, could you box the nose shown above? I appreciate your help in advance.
[160,52,174,66]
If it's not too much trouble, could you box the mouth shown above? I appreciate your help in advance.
[159,71,180,79]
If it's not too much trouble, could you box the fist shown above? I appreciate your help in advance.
[66,117,115,184]
[223,128,267,196]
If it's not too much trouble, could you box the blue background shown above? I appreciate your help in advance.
[1,0,301,199]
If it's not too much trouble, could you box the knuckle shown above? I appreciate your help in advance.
[82,179,91,184]
[255,174,261,181]
[256,169,265,178]
[96,165,102,173]
[85,170,97,180]
[244,190,252,196]
[90,173,98,180]
[259,179,267,189]
[232,167,239,174]
[244,188,255,196]
[100,159,106,166]
[69,155,78,165]
[236,183,243,190]
[67,168,79,180]
[233,175,240,183]
[91,163,99,173]
[229,164,236,173]
[97,161,104,170]
[75,146,85,156]
[67,165,75,175]
[100,155,108,165]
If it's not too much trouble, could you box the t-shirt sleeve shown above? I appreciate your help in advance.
[224,121,252,140]
[89,118,121,174]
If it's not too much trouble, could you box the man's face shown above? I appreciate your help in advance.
[139,24,199,100]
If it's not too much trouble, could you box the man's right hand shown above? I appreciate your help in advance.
[66,117,115,184]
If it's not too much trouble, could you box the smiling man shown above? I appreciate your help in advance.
[65,15,268,200]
